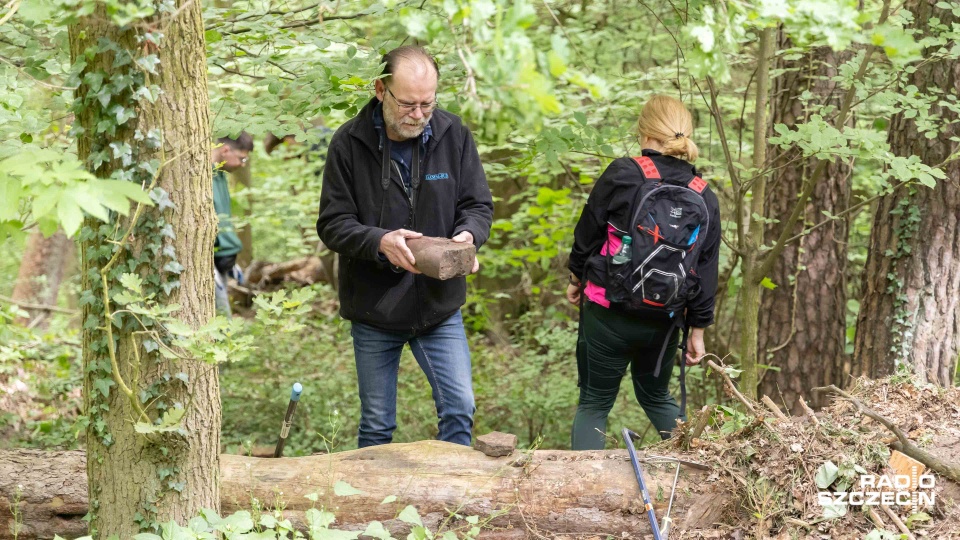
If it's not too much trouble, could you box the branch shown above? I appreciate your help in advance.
[215,12,367,35]
[782,178,912,247]
[706,359,757,414]
[813,385,960,484]
[0,295,78,315]
[698,77,744,250]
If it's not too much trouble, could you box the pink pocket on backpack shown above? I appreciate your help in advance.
[600,224,622,256]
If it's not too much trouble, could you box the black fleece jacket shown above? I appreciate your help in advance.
[568,151,721,328]
[317,98,494,332]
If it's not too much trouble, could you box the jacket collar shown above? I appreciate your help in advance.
[641,148,699,177]
[349,97,453,157]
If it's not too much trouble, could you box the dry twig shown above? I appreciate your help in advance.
[707,360,758,414]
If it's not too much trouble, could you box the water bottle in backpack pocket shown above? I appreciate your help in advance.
[605,157,709,314]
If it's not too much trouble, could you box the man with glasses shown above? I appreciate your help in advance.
[317,46,494,448]
[211,132,252,316]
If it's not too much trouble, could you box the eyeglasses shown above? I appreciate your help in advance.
[385,86,438,114]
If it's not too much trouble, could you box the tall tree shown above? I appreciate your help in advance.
[10,229,74,328]
[854,0,960,385]
[69,1,219,535]
[758,41,852,411]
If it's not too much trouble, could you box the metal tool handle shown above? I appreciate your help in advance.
[622,428,663,540]
[274,382,302,458]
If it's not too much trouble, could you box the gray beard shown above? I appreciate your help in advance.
[384,108,429,140]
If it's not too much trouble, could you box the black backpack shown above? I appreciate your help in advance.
[604,156,710,315]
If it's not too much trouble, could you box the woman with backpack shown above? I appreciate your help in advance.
[566,95,721,449]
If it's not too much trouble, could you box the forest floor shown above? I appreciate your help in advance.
[664,376,960,540]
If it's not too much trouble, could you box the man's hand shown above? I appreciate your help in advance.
[452,231,479,274]
[380,229,423,274]
[685,327,706,366]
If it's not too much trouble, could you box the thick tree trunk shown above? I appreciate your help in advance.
[0,443,730,540]
[69,1,219,537]
[758,42,851,412]
[854,0,960,385]
[10,229,74,328]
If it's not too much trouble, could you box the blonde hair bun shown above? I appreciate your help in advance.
[637,95,699,162]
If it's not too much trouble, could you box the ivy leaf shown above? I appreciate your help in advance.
[380,495,397,504]
[94,377,114,398]
[760,277,778,290]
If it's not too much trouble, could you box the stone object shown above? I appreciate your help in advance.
[406,237,475,280]
[475,431,518,457]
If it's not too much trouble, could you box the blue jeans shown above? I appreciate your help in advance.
[350,311,475,448]
[214,269,231,317]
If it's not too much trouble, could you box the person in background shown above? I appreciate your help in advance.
[211,132,252,317]
[316,46,494,448]
[566,95,721,449]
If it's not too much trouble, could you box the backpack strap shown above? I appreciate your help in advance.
[689,176,707,194]
[631,156,661,180]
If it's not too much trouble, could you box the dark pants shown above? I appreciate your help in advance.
[571,301,682,450]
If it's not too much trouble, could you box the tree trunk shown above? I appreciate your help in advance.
[10,229,74,328]
[69,1,219,536]
[854,0,960,385]
[758,42,852,412]
[0,443,731,540]
[738,26,776,401]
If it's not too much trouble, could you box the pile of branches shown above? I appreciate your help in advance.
[672,364,960,539]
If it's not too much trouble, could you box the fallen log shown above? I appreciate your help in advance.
[407,237,475,280]
[1,441,730,539]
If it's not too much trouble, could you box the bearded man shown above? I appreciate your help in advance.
[316,46,494,448]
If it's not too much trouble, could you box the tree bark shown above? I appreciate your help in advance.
[854,0,960,385]
[69,1,219,536]
[0,442,731,540]
[10,229,74,328]
[758,41,852,412]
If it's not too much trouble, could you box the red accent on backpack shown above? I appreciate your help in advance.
[632,156,661,180]
[689,176,707,193]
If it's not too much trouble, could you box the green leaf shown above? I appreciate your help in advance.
[361,521,391,540]
[334,480,363,496]
[815,461,839,489]
[94,378,114,398]
[0,178,22,221]
[820,500,847,519]
[381,495,397,504]
[397,505,422,526]
[760,277,778,290]
[57,199,84,237]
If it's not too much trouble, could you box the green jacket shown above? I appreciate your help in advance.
[213,169,242,259]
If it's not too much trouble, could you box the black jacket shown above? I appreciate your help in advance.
[317,98,494,332]
[568,151,721,327]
